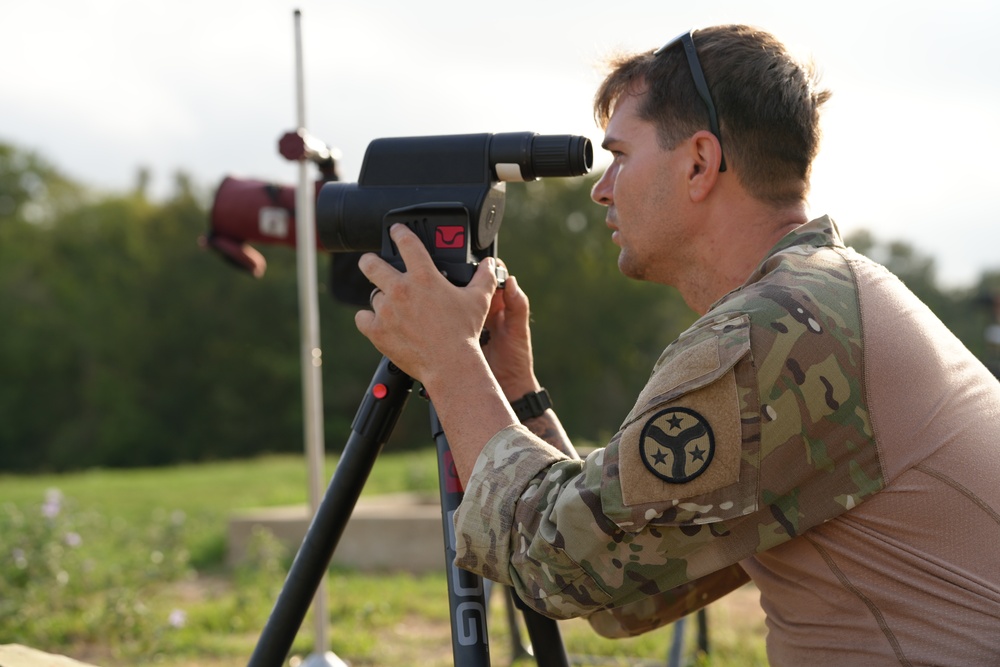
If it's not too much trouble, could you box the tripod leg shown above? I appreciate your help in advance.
[430,404,571,667]
[519,605,570,667]
[696,607,709,655]
[432,404,493,666]
[667,617,686,667]
[503,586,534,661]
[248,356,414,667]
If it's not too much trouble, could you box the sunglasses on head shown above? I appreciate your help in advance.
[654,30,727,172]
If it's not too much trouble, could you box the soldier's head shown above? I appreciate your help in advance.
[593,25,831,206]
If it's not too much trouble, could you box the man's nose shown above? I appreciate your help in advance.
[591,168,613,206]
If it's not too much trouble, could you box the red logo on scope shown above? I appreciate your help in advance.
[436,226,465,249]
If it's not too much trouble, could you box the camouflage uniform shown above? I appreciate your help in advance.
[454,216,1000,665]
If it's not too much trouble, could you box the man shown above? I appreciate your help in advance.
[355,24,1000,665]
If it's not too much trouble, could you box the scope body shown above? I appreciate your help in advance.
[316,132,592,254]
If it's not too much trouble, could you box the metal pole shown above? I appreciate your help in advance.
[290,9,340,667]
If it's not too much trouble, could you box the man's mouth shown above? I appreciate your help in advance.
[606,215,620,245]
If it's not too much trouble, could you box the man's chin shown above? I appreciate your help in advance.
[617,254,644,281]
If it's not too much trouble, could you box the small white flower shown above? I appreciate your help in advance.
[42,488,63,519]
[168,609,187,628]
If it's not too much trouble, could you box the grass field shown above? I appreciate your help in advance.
[0,452,768,666]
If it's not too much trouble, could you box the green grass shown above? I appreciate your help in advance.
[0,452,767,666]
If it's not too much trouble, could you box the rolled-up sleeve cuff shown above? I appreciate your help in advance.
[452,424,569,585]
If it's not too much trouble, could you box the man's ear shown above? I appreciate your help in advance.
[686,130,723,202]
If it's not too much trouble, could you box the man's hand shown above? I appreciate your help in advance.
[354,223,498,386]
[354,224,521,483]
[483,272,543,400]
[484,266,578,460]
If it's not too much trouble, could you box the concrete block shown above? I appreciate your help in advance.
[0,644,99,667]
[228,493,448,573]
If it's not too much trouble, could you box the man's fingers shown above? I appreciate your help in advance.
[358,224,437,286]
[355,308,375,335]
[357,252,393,287]
[470,257,498,292]
[503,275,530,315]
[389,223,438,276]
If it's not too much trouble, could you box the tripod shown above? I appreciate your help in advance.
[246,355,571,667]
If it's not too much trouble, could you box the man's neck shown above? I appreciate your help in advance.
[679,197,809,315]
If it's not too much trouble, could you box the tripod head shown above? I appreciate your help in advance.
[317,132,592,286]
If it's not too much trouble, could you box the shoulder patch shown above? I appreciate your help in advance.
[639,407,715,483]
[600,314,761,529]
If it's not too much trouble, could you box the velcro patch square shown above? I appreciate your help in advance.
[600,314,759,529]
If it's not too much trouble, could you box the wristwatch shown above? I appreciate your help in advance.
[510,388,552,421]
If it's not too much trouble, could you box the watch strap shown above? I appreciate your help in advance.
[510,388,552,421]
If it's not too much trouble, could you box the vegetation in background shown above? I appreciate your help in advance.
[4,140,994,472]
[0,141,691,471]
[3,139,996,665]
[0,453,767,666]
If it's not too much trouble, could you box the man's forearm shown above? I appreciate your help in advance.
[521,411,580,460]
[421,344,520,486]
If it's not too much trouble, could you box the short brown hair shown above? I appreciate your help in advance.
[594,25,831,204]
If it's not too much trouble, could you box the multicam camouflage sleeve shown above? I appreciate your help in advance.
[451,425,572,587]
[586,563,749,638]
[454,217,885,629]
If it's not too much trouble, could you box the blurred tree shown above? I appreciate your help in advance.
[972,270,1000,379]
[1,141,994,471]
[0,145,85,469]
[0,143,345,470]
[0,143,83,224]
[843,229,996,361]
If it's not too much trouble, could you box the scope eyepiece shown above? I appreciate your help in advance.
[489,132,593,182]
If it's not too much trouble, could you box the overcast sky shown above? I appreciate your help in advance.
[4,0,999,288]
